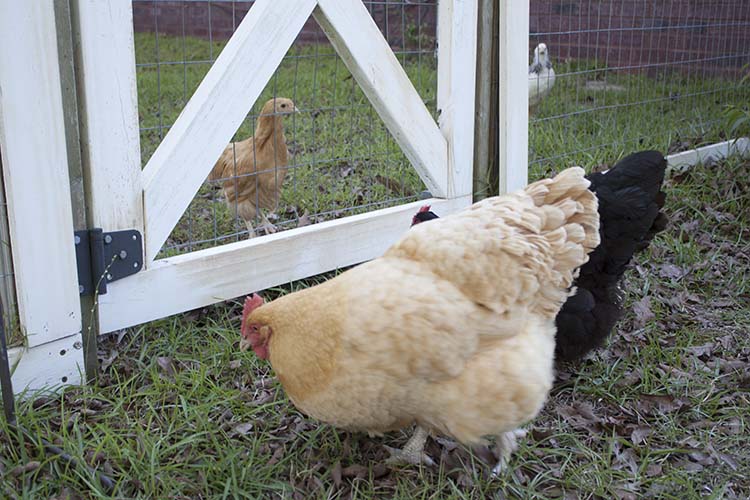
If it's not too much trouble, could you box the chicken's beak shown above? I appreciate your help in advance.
[239,337,252,352]
[294,106,301,114]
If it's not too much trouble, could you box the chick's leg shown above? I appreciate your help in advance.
[491,428,527,476]
[384,426,434,467]
[257,213,278,235]
[243,219,256,238]
[234,200,257,239]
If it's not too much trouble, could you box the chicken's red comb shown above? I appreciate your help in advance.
[418,205,431,213]
[241,293,264,336]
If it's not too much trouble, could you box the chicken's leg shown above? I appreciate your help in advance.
[384,426,435,467]
[256,213,278,235]
[244,219,257,239]
[491,428,527,476]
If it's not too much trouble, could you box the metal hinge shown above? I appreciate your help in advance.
[74,229,143,296]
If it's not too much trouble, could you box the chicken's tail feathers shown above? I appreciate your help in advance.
[588,149,668,260]
[553,151,668,362]
[521,168,601,317]
[526,166,601,253]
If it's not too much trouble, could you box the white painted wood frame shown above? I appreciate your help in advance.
[98,196,470,332]
[142,0,318,262]
[0,0,84,391]
[314,0,449,196]
[437,0,479,199]
[497,0,529,193]
[667,138,750,172]
[72,0,144,237]
[93,0,477,333]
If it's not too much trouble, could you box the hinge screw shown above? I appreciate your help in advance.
[75,235,81,245]
[132,234,137,241]
[79,285,84,294]
[106,273,113,281]
[104,234,113,244]
[133,262,139,268]
[119,250,128,259]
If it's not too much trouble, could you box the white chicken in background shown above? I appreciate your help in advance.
[529,43,556,111]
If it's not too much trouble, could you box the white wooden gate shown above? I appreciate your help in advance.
[88,0,477,333]
[1,0,502,393]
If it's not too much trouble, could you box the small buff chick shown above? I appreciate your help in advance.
[208,97,299,236]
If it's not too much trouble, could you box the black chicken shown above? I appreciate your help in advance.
[411,150,668,362]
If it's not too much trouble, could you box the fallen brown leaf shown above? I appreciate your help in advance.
[156,356,175,377]
[630,426,652,445]
[266,445,285,466]
[99,349,119,372]
[632,297,655,328]
[341,464,368,478]
[330,461,342,488]
[645,462,663,477]
[228,422,254,438]
[686,342,714,359]
[658,263,688,280]
[636,394,688,415]
[10,461,40,476]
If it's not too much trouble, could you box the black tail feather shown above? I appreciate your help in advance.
[555,150,667,362]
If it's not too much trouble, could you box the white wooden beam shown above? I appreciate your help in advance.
[436,0,478,198]
[72,0,144,235]
[314,0,448,197]
[98,196,471,332]
[9,336,84,394]
[0,1,84,351]
[667,138,750,172]
[497,0,529,193]
[142,0,318,262]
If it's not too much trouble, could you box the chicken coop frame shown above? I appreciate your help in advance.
[0,0,536,394]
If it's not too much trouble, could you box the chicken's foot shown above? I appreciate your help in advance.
[244,220,257,239]
[384,426,435,467]
[491,428,527,476]
[256,214,278,235]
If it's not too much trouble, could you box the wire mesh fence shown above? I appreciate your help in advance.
[132,0,438,258]
[0,159,19,347]
[528,0,750,178]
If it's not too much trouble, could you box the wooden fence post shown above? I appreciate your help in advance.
[0,0,85,392]
[55,0,99,381]
[497,0,529,193]
[473,0,499,200]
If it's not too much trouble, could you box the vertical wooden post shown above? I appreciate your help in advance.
[497,0,529,193]
[473,0,500,200]
[69,0,144,238]
[0,0,85,391]
[69,0,144,368]
[54,0,98,381]
[437,0,479,199]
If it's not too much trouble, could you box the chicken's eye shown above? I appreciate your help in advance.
[280,104,287,108]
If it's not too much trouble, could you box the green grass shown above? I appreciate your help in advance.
[132,33,749,257]
[2,156,749,498]
[528,57,750,172]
